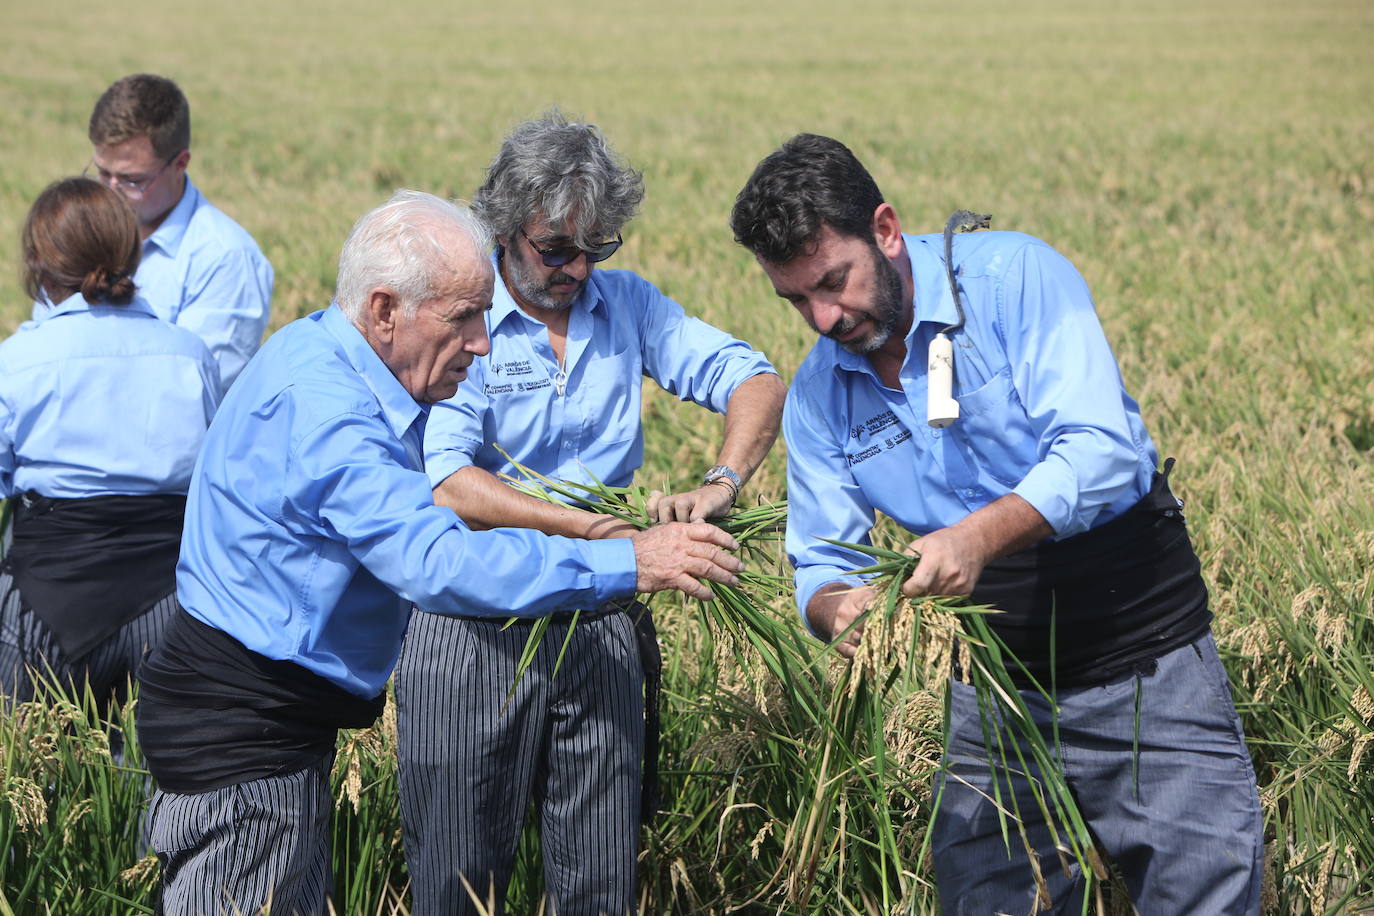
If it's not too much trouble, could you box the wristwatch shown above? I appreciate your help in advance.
[702,465,742,504]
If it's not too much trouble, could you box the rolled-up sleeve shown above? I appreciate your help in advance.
[1002,242,1151,536]
[783,381,876,635]
[179,248,274,391]
[632,276,777,413]
[423,363,491,487]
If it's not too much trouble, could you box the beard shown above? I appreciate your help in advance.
[502,243,583,312]
[828,242,906,354]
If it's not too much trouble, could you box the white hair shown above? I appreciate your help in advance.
[334,189,493,323]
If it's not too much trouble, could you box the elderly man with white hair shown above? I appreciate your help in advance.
[135,190,743,916]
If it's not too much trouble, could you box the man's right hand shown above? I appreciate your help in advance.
[631,522,742,600]
[806,584,877,659]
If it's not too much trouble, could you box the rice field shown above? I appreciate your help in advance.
[1,0,1371,912]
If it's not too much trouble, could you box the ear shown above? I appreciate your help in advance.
[366,288,399,343]
[871,203,904,259]
[173,148,191,174]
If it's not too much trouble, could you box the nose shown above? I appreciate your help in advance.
[559,251,591,281]
[468,323,491,358]
[91,171,121,192]
[808,297,846,336]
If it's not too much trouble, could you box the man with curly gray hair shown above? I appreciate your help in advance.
[395,112,787,915]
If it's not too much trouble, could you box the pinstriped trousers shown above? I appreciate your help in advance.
[148,753,334,916]
[0,568,177,708]
[395,610,644,916]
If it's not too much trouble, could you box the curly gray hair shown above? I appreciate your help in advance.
[473,110,644,249]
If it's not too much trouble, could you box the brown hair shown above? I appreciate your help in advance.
[22,177,141,306]
[88,74,190,161]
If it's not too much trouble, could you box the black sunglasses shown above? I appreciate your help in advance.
[519,227,623,267]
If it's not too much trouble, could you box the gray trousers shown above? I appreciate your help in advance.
[0,568,176,709]
[933,633,1263,915]
[148,753,334,916]
[395,610,644,916]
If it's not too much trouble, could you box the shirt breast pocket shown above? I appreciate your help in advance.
[575,346,640,443]
[952,368,1035,487]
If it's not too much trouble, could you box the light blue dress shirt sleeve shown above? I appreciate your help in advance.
[423,360,490,488]
[630,274,777,414]
[172,244,274,391]
[1000,242,1154,537]
[289,409,634,618]
[782,380,876,635]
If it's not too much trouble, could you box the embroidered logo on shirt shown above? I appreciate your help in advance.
[484,377,553,397]
[845,410,910,465]
[849,410,899,439]
[490,359,534,377]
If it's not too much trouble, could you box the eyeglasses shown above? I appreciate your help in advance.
[519,226,623,267]
[83,152,181,199]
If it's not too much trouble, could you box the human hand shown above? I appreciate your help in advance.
[898,525,991,599]
[647,483,735,524]
[631,522,742,600]
[806,584,877,659]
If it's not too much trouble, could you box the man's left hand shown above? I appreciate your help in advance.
[648,484,735,524]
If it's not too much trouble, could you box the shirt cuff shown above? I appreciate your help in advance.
[795,569,869,640]
[1012,459,1080,537]
[424,446,480,489]
[585,537,639,605]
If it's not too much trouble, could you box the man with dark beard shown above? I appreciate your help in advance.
[729,133,1262,915]
[395,112,786,916]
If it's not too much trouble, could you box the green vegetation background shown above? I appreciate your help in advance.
[1,0,1371,913]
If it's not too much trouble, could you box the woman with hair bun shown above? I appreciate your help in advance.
[0,177,220,711]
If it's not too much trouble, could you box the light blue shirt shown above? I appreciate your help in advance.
[784,232,1158,623]
[177,305,639,697]
[32,178,274,390]
[0,292,220,499]
[425,262,777,491]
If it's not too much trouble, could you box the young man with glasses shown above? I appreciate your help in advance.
[57,73,273,390]
[395,111,787,916]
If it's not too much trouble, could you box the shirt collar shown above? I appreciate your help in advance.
[144,177,201,259]
[488,251,608,332]
[319,304,427,440]
[40,291,158,322]
[908,234,962,329]
[829,234,962,377]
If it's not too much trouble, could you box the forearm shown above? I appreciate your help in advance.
[712,372,786,485]
[902,492,1053,598]
[948,492,1054,561]
[434,466,634,539]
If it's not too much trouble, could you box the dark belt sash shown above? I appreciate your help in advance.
[2,491,185,659]
[628,603,663,827]
[137,607,385,794]
[969,459,1212,688]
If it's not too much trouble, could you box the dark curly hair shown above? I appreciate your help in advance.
[730,133,885,264]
